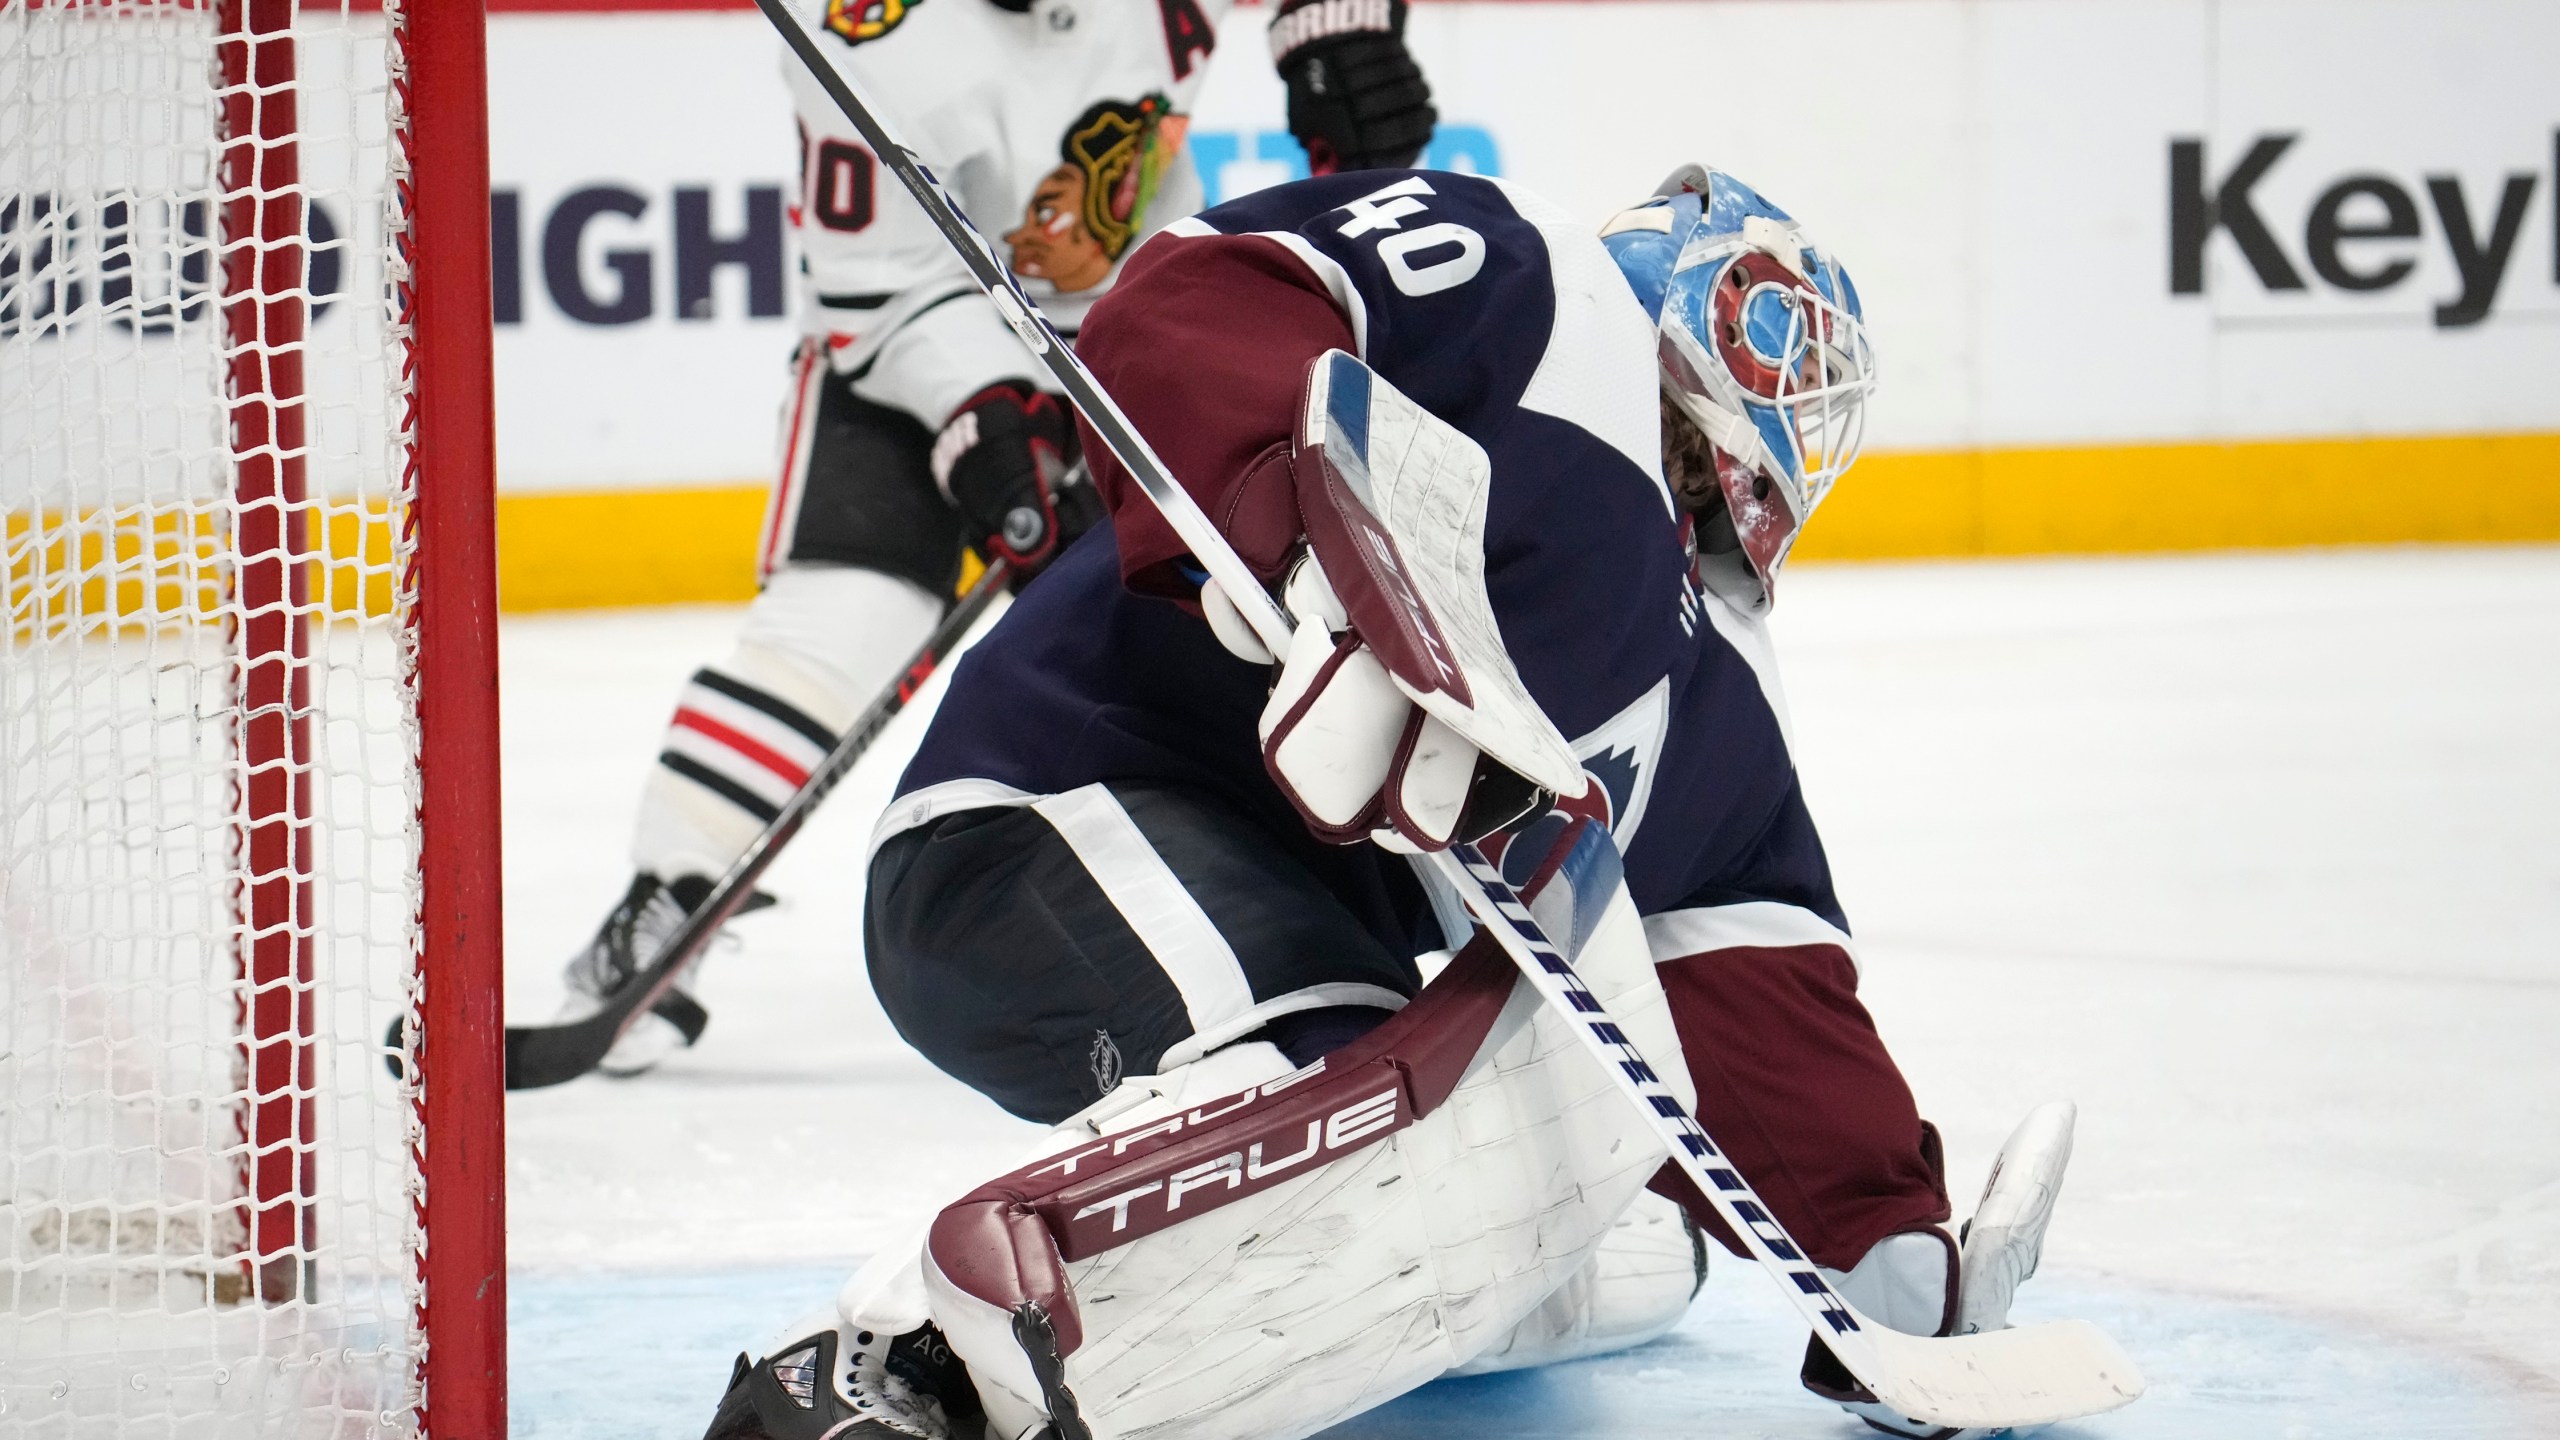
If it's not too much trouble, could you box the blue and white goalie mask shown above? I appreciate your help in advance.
[1601,165,1875,609]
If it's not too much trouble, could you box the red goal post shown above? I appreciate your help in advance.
[408,5,509,1434]
[1,1,504,1434]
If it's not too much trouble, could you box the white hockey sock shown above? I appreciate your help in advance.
[632,565,944,881]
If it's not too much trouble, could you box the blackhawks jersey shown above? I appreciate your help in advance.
[785,0,1230,428]
[878,171,1850,952]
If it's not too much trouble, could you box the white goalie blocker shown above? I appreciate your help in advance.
[829,888,1695,1440]
[1201,348,1599,853]
[1280,349,1591,806]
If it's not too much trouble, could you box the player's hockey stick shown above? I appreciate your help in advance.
[757,2,2143,1427]
[480,557,1010,1091]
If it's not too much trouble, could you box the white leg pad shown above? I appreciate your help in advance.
[924,968,1672,1440]
[1446,1188,1699,1376]
[735,564,945,709]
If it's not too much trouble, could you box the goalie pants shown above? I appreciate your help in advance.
[868,779,1949,1275]
[865,782,1440,1125]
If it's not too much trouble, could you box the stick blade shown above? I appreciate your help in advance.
[1861,1319,2146,1430]
[503,1016,616,1090]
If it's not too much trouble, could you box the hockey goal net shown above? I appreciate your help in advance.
[1,2,501,1435]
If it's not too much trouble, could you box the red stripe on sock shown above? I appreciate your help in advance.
[671,707,814,789]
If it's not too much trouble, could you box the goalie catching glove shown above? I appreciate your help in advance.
[1267,0,1437,174]
[1202,351,1586,852]
[932,381,1102,574]
[1212,554,1524,851]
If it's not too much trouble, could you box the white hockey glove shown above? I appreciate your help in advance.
[1210,555,1506,852]
[1202,351,1589,852]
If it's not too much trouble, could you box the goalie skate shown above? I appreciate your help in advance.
[700,1309,984,1440]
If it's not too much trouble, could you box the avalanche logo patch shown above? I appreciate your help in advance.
[1485,679,1669,888]
[1005,95,1190,294]
[825,0,918,45]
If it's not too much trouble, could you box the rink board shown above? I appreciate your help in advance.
[12,1,2550,609]
[457,0,2560,608]
[467,0,2560,489]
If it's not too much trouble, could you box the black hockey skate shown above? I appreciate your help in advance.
[701,1321,984,1440]
[555,873,770,1077]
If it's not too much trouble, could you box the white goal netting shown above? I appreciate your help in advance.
[2,2,430,1434]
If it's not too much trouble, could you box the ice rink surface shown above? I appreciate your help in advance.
[496,545,2560,1438]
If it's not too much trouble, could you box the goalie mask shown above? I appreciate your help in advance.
[1601,164,1875,611]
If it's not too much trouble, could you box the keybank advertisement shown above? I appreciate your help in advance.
[490,0,2560,499]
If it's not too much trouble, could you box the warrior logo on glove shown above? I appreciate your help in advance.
[1268,0,1436,173]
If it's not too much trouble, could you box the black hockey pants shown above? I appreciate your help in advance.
[864,781,1440,1124]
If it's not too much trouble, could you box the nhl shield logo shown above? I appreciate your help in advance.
[1089,1030,1124,1096]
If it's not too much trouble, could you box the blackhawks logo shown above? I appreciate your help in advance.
[825,0,917,44]
[1003,95,1190,294]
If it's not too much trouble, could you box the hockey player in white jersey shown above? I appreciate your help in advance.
[695,166,2102,1440]
[556,0,1438,1072]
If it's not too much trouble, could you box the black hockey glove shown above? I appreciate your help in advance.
[931,381,1101,574]
[1268,0,1437,174]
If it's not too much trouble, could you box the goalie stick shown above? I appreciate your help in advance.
[416,557,1011,1091]
[753,0,2144,1426]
